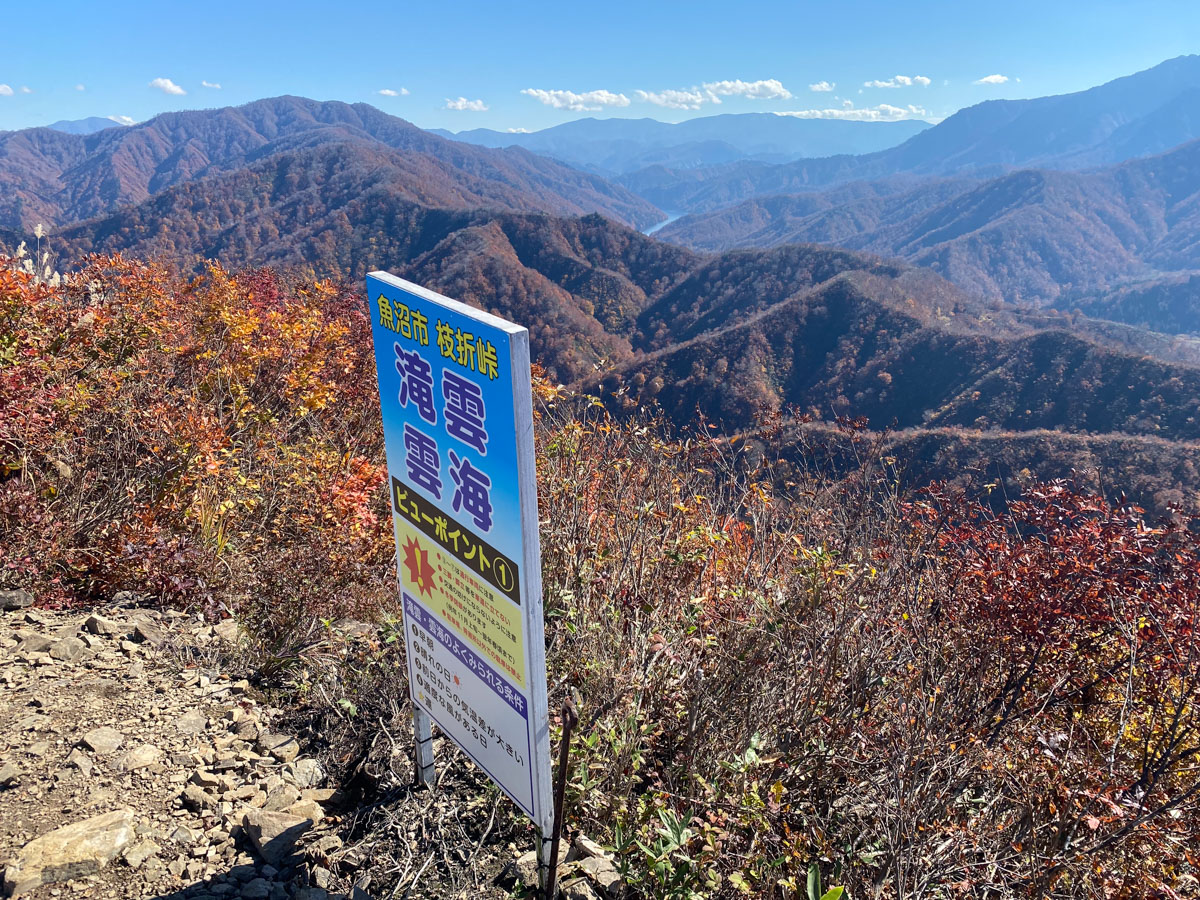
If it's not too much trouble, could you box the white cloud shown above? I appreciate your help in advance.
[974,74,1009,85]
[775,101,930,121]
[201,80,221,89]
[445,96,488,111]
[75,84,85,91]
[0,84,12,96]
[635,78,791,109]
[521,88,630,111]
[635,88,707,110]
[20,86,32,94]
[863,74,931,88]
[507,127,531,133]
[702,78,792,101]
[149,77,186,96]
[108,115,136,126]
[809,81,836,92]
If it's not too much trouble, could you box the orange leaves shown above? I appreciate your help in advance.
[0,254,389,614]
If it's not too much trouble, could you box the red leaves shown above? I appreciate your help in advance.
[0,255,390,619]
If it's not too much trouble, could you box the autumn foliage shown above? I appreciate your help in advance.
[4,256,1200,897]
[0,255,393,631]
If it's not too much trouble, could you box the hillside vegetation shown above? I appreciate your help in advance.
[5,255,1200,898]
[659,139,1200,306]
[0,96,661,232]
[22,207,1200,515]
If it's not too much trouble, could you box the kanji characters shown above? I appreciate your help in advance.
[476,336,499,380]
[454,328,476,370]
[412,308,429,346]
[449,450,493,531]
[443,370,488,455]
[403,423,442,498]
[377,294,395,331]
[436,320,455,359]
[377,294,430,346]
[395,344,437,424]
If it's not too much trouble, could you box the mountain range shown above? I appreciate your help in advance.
[432,114,929,175]
[4,65,1200,513]
[45,117,133,136]
[0,96,660,233]
[619,55,1200,213]
[657,137,1200,305]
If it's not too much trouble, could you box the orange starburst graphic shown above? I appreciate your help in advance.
[402,536,436,598]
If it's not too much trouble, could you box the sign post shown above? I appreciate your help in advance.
[365,272,555,888]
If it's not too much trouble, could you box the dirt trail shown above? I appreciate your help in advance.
[0,603,340,900]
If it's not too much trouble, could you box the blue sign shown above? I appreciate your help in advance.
[367,272,552,833]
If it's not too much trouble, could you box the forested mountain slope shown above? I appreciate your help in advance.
[0,96,661,231]
[657,137,1200,305]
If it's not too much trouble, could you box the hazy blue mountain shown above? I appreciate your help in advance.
[621,55,1200,213]
[45,117,132,135]
[433,113,930,174]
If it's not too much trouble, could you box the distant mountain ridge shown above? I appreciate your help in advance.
[658,136,1200,306]
[619,55,1200,214]
[45,117,132,135]
[432,113,930,175]
[0,96,661,231]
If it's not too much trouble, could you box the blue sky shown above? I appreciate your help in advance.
[3,0,1198,133]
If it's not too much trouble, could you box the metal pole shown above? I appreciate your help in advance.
[412,704,436,786]
[545,697,579,900]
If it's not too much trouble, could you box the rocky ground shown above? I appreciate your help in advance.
[0,595,622,900]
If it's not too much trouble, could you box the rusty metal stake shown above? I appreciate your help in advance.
[545,696,579,900]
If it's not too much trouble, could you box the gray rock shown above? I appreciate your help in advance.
[15,714,50,732]
[3,808,135,895]
[256,733,300,763]
[563,877,603,900]
[49,635,90,663]
[0,761,20,788]
[263,784,301,812]
[182,784,218,812]
[84,614,125,636]
[285,799,325,823]
[176,709,208,734]
[294,890,329,900]
[82,726,125,754]
[497,850,541,890]
[0,590,34,611]
[66,748,93,775]
[287,758,325,788]
[170,824,201,845]
[240,809,314,865]
[133,620,166,646]
[118,743,162,772]
[240,879,271,900]
[17,632,52,653]
[123,839,161,869]
[191,769,224,790]
[578,857,622,895]
[573,835,611,861]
